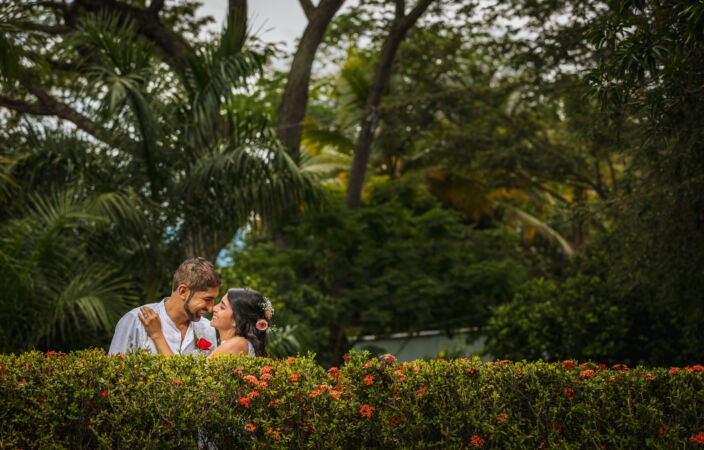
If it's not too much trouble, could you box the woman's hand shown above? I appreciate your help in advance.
[138,306,162,339]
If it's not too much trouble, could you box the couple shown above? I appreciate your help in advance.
[108,257,272,358]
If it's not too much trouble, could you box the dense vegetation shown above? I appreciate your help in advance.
[2,350,704,448]
[1,0,704,367]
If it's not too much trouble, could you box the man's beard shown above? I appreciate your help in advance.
[184,290,200,322]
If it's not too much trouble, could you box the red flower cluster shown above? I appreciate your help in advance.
[101,390,108,398]
[496,413,508,422]
[389,415,401,427]
[239,397,250,408]
[289,373,301,382]
[686,365,704,373]
[563,388,575,399]
[578,370,596,378]
[382,354,397,364]
[260,365,273,375]
[691,431,704,445]
[364,374,375,386]
[359,404,375,418]
[243,375,259,385]
[670,367,680,374]
[260,373,273,382]
[471,435,485,447]
[247,390,259,399]
[46,351,57,357]
[245,422,256,432]
[267,399,280,407]
[266,427,280,439]
[657,424,668,438]
[196,338,212,351]
[172,378,182,385]
[563,360,575,369]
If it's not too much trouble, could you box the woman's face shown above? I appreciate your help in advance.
[211,294,235,330]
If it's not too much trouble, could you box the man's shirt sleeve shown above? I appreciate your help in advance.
[108,312,139,355]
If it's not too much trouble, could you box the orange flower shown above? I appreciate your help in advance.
[690,431,704,445]
[471,435,485,447]
[239,397,250,408]
[330,390,341,399]
[260,373,273,382]
[267,399,280,407]
[382,354,397,364]
[289,373,301,382]
[243,375,259,385]
[496,413,508,422]
[172,378,182,385]
[343,353,350,362]
[46,351,57,357]
[389,415,401,427]
[260,365,273,374]
[247,390,259,399]
[286,356,296,363]
[563,388,575,399]
[246,423,256,432]
[359,404,375,418]
[562,360,574,369]
[669,367,681,374]
[364,374,374,386]
[101,390,108,398]
[579,369,596,378]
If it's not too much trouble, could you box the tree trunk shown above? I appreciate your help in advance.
[345,0,435,209]
[276,0,346,163]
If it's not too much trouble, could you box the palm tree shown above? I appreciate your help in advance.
[0,2,320,350]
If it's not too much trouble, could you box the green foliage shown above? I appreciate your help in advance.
[222,175,527,365]
[2,350,704,448]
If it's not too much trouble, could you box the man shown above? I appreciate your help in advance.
[109,257,220,355]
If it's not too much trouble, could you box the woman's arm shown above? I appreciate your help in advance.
[137,306,174,355]
[207,336,249,360]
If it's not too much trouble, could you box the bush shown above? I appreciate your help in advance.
[2,350,704,448]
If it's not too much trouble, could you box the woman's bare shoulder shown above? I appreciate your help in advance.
[213,336,249,357]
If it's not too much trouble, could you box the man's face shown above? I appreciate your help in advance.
[183,286,219,322]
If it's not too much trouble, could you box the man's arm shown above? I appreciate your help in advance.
[108,313,139,355]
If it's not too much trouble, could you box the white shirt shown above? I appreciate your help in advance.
[108,297,217,356]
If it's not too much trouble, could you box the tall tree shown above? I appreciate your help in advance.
[276,0,346,163]
[345,0,435,208]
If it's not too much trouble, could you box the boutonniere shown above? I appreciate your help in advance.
[193,330,213,354]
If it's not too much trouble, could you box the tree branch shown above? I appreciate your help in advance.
[0,81,110,143]
[299,0,316,21]
[17,22,71,34]
[395,0,405,19]
[73,0,194,72]
[146,0,165,15]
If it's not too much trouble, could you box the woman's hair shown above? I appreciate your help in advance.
[227,288,270,357]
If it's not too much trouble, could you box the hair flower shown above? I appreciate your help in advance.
[256,319,268,331]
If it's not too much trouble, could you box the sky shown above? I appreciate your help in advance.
[196,0,308,53]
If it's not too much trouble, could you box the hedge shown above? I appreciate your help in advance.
[1,350,703,448]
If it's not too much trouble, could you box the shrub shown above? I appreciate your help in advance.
[1,350,703,448]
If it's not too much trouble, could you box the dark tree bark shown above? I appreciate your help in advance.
[276,0,346,163]
[345,0,435,209]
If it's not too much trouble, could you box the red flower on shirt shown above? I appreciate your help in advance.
[197,338,212,351]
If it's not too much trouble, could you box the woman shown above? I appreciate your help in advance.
[138,288,272,358]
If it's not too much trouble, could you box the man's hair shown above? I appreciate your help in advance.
[172,257,221,293]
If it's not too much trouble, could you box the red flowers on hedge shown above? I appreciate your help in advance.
[563,360,575,369]
[364,374,374,386]
[691,431,704,445]
[359,404,375,418]
[579,370,596,378]
[239,397,250,408]
[471,435,485,447]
